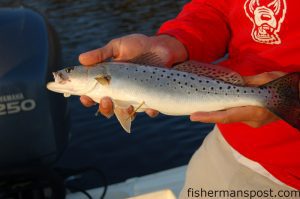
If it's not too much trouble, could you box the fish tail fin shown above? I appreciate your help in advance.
[260,72,300,130]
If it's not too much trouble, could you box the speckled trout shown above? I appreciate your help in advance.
[47,60,300,133]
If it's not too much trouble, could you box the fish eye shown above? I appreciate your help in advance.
[65,67,74,73]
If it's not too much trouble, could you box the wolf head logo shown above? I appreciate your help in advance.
[244,0,287,44]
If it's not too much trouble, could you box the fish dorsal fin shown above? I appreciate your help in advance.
[114,106,132,133]
[126,52,165,67]
[173,61,245,85]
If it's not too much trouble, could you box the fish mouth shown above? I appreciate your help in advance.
[48,69,96,95]
[53,72,70,84]
[47,72,73,94]
[46,82,73,94]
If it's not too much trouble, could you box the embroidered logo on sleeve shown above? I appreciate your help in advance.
[244,0,287,45]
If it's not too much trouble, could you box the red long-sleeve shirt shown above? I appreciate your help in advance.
[158,0,300,189]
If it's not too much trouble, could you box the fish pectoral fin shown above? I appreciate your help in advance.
[95,75,111,86]
[114,107,132,133]
[125,52,165,67]
[173,61,245,86]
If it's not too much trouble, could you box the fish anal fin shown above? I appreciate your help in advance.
[173,61,245,86]
[126,52,165,67]
[114,107,132,133]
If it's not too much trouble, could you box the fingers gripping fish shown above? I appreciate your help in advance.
[47,60,300,133]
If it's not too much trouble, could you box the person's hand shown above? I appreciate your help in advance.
[190,72,286,128]
[78,34,188,118]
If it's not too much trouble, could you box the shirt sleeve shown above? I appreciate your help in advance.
[158,0,231,62]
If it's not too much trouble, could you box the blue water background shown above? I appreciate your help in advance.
[0,0,214,188]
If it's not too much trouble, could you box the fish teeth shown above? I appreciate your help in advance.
[64,93,71,97]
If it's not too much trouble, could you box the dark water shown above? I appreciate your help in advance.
[0,0,213,188]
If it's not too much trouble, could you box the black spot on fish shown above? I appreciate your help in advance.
[167,76,170,78]
[219,87,223,90]
[190,77,195,80]
[211,87,214,90]
[228,86,231,89]
[206,81,209,83]
[199,80,202,83]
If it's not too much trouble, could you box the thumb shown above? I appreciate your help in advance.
[79,39,120,66]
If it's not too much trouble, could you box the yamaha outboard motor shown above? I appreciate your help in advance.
[0,7,68,199]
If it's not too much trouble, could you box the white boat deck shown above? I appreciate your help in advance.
[66,165,187,199]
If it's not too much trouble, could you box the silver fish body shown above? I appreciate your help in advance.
[47,62,300,133]
[86,62,268,115]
